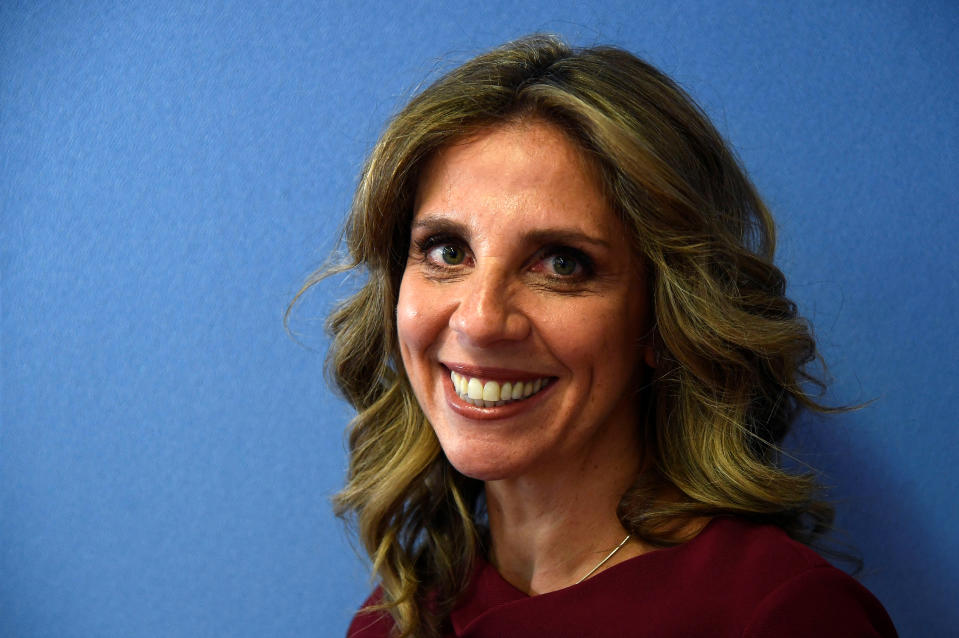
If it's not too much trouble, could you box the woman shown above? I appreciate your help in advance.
[304,35,896,637]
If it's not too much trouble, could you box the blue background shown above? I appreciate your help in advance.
[2,2,956,636]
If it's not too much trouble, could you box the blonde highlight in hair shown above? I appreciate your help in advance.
[300,35,838,637]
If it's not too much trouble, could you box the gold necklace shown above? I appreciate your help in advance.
[575,533,631,584]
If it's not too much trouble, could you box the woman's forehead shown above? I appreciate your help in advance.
[415,122,611,222]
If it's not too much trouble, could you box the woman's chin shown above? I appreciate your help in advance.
[442,448,524,483]
[446,458,508,482]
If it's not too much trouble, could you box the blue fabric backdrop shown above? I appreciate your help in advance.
[2,2,956,636]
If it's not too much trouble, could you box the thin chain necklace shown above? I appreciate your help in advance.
[575,533,631,584]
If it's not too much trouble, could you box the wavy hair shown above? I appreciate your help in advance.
[297,35,837,637]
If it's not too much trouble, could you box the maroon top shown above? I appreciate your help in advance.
[347,517,897,637]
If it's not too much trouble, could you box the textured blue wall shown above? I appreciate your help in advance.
[2,2,956,636]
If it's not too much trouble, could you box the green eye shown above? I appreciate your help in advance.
[551,254,578,276]
[441,245,465,265]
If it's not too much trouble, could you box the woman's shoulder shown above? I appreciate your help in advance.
[671,515,836,582]
[739,560,898,637]
[346,588,392,638]
[592,516,898,637]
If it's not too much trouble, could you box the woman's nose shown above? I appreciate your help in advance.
[449,264,530,346]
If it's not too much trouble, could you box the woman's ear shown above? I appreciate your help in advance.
[644,343,658,369]
[640,324,659,369]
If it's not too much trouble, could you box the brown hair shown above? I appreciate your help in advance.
[297,34,835,637]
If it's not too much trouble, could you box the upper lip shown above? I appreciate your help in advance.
[442,361,554,381]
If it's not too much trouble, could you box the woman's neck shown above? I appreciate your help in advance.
[483,451,648,595]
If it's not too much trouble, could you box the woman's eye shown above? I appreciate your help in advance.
[428,244,465,266]
[531,247,594,285]
[550,253,579,276]
[540,249,589,278]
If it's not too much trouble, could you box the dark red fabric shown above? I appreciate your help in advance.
[347,517,897,637]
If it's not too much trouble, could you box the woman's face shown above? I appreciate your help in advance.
[396,120,655,483]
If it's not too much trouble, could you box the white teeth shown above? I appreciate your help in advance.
[467,377,483,400]
[449,370,551,406]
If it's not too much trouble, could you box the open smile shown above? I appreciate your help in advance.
[441,363,558,418]
[449,370,554,407]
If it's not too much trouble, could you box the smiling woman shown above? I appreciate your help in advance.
[295,35,897,637]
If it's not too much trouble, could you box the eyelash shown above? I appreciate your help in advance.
[412,234,596,283]
[414,234,467,270]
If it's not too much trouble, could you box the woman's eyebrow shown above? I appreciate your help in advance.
[410,215,469,237]
[523,228,611,249]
